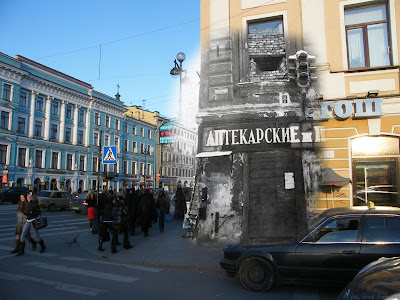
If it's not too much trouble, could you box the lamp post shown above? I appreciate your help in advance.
[170,52,186,120]
[142,147,150,188]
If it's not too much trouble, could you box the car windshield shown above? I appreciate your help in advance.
[39,191,52,197]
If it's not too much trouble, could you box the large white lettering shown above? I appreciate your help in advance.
[320,99,383,120]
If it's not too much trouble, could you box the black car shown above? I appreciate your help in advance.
[69,191,97,214]
[0,186,30,204]
[220,206,400,292]
[338,257,400,299]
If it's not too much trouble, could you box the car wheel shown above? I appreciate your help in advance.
[239,258,275,292]
[48,203,56,212]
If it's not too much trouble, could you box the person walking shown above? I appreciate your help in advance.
[98,191,113,251]
[137,189,155,237]
[86,189,96,233]
[155,190,169,232]
[111,197,132,253]
[10,194,37,253]
[16,193,46,256]
[173,187,186,220]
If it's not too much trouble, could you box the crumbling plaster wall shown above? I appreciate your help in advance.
[193,153,245,242]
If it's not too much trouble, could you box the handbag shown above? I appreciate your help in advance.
[165,213,170,221]
[32,215,48,230]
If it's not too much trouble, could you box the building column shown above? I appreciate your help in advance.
[59,100,66,143]
[44,96,53,140]
[85,108,91,147]
[73,104,79,145]
[29,91,37,138]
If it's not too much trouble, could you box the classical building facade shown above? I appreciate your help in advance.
[0,53,156,193]
[191,0,400,243]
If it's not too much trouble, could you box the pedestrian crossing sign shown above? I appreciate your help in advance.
[102,146,117,164]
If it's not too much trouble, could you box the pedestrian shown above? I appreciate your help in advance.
[111,197,132,253]
[10,194,37,253]
[126,188,138,236]
[137,189,155,237]
[86,189,96,233]
[173,187,186,220]
[98,191,113,251]
[116,188,125,200]
[155,190,169,232]
[16,193,46,256]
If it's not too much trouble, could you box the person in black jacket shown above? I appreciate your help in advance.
[98,191,113,251]
[111,197,132,253]
[137,189,155,237]
[17,193,46,256]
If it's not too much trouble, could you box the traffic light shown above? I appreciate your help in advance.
[288,50,316,88]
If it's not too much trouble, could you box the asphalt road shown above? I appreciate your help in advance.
[0,203,343,300]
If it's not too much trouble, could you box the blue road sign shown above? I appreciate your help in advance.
[102,146,117,164]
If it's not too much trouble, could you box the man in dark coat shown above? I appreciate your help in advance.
[173,187,186,220]
[126,188,138,235]
[111,198,132,253]
[98,191,113,251]
[137,189,155,237]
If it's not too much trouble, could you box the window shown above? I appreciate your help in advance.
[123,123,128,133]
[79,155,85,171]
[123,161,128,174]
[141,127,144,137]
[148,130,152,139]
[106,116,110,128]
[248,18,286,81]
[66,154,73,170]
[115,137,119,147]
[304,217,360,243]
[93,157,98,172]
[365,216,400,243]
[140,163,144,175]
[36,96,44,111]
[65,127,72,143]
[66,106,72,119]
[18,148,26,167]
[0,111,9,130]
[78,130,84,144]
[132,162,136,175]
[79,109,85,123]
[133,126,136,135]
[19,91,27,107]
[34,120,42,137]
[345,3,390,68]
[132,141,137,152]
[124,140,128,152]
[35,150,42,168]
[51,101,59,115]
[105,135,109,146]
[95,113,100,125]
[51,152,59,169]
[0,145,7,164]
[2,83,11,101]
[94,133,99,146]
[115,119,119,130]
[51,124,58,140]
[141,143,145,154]
[17,117,26,134]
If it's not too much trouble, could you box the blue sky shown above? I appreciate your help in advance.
[0,0,200,119]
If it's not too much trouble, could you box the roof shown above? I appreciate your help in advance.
[319,206,400,219]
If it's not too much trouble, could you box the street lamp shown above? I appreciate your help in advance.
[170,52,186,120]
[142,147,151,188]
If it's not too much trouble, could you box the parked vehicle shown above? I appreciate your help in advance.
[338,257,400,299]
[69,191,98,214]
[37,190,71,211]
[0,186,30,204]
[220,205,400,292]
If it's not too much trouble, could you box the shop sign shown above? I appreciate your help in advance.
[2,172,7,184]
[320,99,383,120]
[205,124,320,147]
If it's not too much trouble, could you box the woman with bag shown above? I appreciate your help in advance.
[16,193,46,256]
[86,189,96,233]
[10,194,37,253]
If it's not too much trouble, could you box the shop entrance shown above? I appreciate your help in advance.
[352,136,400,207]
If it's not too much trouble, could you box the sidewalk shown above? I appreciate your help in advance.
[76,219,225,272]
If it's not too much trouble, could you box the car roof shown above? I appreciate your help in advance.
[319,206,400,219]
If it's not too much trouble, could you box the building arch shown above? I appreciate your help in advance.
[50,179,58,190]
[16,178,25,187]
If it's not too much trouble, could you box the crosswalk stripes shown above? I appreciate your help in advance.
[0,271,107,296]
[25,261,140,282]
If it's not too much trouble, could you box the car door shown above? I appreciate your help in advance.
[359,214,400,268]
[295,215,362,284]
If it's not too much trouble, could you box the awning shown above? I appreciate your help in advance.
[320,167,351,187]
[195,151,232,158]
